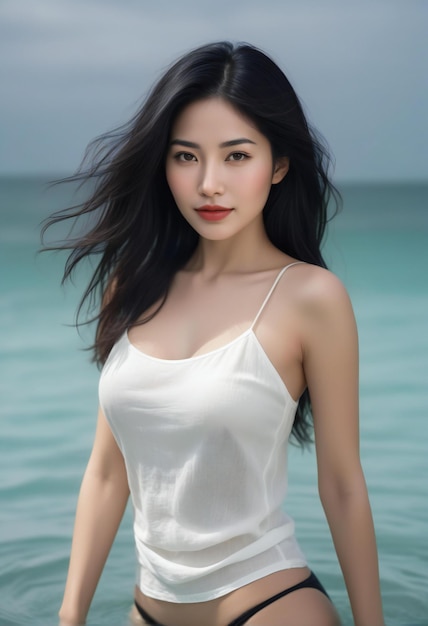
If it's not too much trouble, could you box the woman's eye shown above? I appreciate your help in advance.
[175,152,196,162]
[227,152,248,162]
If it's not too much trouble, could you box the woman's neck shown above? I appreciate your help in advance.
[185,226,283,279]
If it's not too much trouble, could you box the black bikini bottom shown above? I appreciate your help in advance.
[134,571,329,626]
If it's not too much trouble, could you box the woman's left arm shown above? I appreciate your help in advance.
[302,270,385,626]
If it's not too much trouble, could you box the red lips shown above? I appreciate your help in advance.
[195,205,234,221]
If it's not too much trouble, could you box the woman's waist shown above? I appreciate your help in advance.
[134,510,295,566]
[133,521,305,602]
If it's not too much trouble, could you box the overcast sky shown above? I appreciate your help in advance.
[1,0,426,182]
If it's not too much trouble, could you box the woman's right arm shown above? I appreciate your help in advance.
[59,407,130,625]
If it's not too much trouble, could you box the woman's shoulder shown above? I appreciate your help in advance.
[280,262,354,321]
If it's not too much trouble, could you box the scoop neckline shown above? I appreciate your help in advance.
[125,327,253,363]
[123,330,298,405]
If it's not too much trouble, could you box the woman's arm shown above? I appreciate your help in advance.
[301,270,385,626]
[59,407,130,625]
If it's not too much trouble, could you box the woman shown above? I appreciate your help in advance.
[45,42,385,626]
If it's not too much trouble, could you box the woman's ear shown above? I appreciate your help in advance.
[272,157,289,184]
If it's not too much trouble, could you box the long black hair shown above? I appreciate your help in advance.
[42,41,340,446]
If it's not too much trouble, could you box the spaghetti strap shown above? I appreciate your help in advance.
[250,262,304,330]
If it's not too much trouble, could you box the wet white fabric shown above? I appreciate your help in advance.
[99,263,307,602]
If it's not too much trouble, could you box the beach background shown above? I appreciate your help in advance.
[1,2,427,625]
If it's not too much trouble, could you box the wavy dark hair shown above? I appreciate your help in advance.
[42,41,340,446]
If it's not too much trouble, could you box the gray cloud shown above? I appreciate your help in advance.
[1,0,426,180]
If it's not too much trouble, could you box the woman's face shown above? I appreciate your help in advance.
[165,97,288,241]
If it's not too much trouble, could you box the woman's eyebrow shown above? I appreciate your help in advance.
[220,138,256,148]
[170,138,257,148]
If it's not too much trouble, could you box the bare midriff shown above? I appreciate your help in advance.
[133,566,311,626]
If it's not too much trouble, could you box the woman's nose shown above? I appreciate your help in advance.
[197,163,224,197]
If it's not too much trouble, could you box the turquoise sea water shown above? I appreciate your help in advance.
[0,177,427,626]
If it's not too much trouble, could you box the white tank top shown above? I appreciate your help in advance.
[99,263,307,602]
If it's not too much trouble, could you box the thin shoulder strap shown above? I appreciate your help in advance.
[250,262,304,330]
